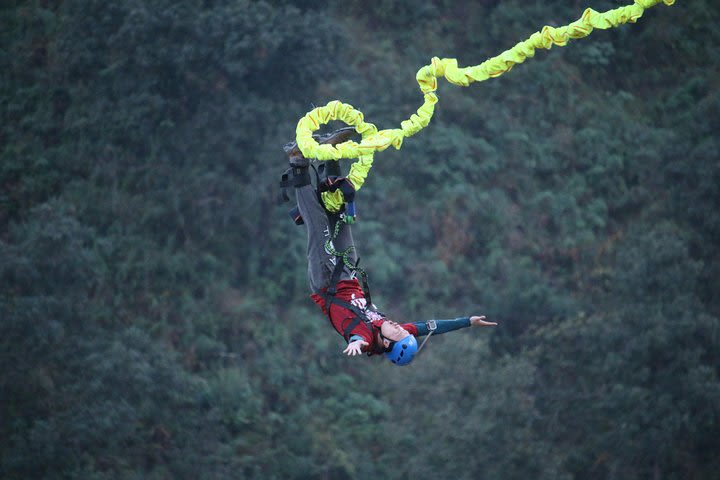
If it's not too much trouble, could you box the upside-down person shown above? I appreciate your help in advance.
[282,128,497,365]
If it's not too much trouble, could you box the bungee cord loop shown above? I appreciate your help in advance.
[296,0,675,212]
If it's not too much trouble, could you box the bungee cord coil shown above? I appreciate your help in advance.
[295,0,676,213]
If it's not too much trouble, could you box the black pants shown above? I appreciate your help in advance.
[296,185,357,293]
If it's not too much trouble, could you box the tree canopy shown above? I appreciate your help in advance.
[2,1,718,479]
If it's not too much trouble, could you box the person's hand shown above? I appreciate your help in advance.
[470,315,497,327]
[343,339,369,356]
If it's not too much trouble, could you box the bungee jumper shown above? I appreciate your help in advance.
[281,128,497,366]
[280,1,676,364]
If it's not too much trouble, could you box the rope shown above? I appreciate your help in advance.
[296,0,676,212]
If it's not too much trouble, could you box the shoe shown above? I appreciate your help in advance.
[283,127,358,164]
[288,154,309,168]
[315,127,357,147]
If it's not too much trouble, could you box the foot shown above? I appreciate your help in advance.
[315,127,357,147]
[288,153,309,168]
[283,127,358,165]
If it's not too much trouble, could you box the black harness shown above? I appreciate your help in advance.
[318,245,376,342]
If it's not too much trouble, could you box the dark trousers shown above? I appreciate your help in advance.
[296,185,357,293]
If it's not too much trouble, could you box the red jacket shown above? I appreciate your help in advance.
[311,279,419,353]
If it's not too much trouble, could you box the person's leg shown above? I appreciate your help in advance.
[331,214,358,268]
[296,185,358,292]
[296,185,337,292]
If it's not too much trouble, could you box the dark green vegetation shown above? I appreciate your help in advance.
[2,0,719,478]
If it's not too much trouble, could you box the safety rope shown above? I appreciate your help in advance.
[298,0,675,212]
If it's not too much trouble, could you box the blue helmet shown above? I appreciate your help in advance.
[385,335,418,366]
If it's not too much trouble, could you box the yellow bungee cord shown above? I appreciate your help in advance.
[298,0,676,212]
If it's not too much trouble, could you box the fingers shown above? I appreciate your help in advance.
[470,315,498,326]
[343,340,368,356]
[343,345,361,356]
[476,319,498,326]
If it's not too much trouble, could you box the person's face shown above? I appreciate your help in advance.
[380,320,410,348]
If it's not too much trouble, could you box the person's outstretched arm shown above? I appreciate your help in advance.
[343,316,497,356]
[412,315,497,336]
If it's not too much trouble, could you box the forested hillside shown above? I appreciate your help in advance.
[2,1,718,479]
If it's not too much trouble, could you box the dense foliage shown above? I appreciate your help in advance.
[2,1,718,478]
